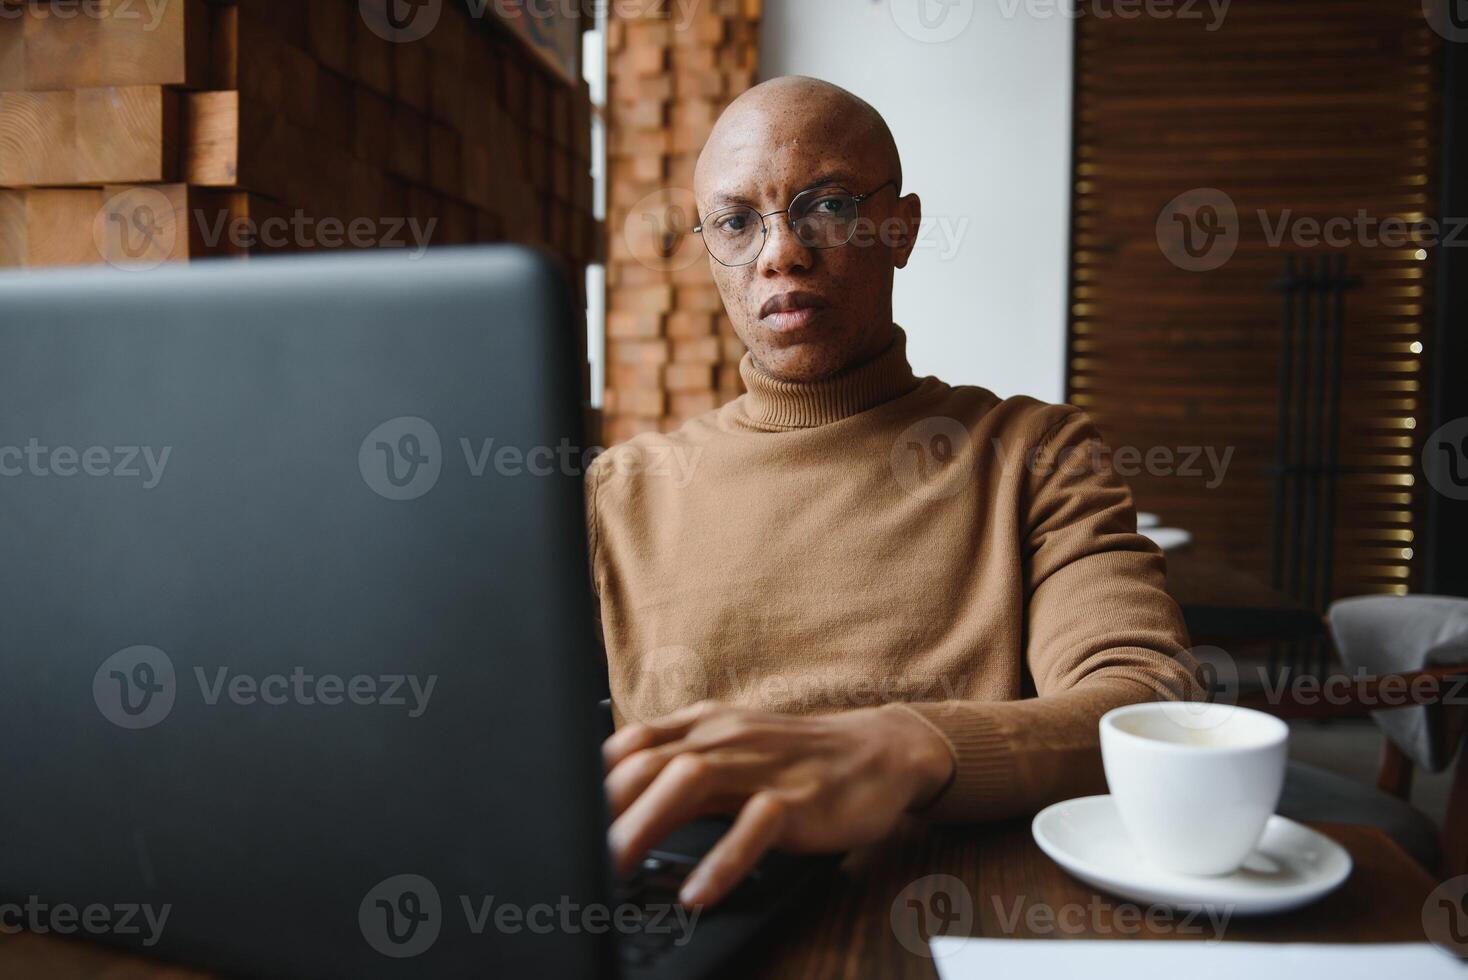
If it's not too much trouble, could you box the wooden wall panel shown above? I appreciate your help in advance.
[1067,0,1440,600]
[0,0,598,399]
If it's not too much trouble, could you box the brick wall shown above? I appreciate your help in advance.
[601,0,761,445]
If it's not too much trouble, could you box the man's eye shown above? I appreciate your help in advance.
[716,215,749,233]
[810,196,849,215]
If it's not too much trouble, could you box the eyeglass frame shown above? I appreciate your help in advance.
[692,178,901,267]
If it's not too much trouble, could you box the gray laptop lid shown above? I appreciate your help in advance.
[0,247,613,978]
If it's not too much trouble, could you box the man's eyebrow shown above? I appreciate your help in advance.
[707,189,755,209]
[800,173,856,192]
[706,173,860,211]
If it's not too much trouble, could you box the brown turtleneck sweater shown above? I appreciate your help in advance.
[585,325,1200,822]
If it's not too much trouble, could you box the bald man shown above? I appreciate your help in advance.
[589,76,1201,909]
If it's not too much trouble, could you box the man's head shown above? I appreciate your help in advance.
[693,76,922,382]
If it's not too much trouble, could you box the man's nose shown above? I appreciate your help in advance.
[757,213,813,276]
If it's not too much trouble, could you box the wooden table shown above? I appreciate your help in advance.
[0,819,1442,979]
[736,819,1440,979]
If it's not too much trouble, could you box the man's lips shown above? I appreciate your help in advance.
[759,292,829,332]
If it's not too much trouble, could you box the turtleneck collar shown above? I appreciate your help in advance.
[735,324,921,430]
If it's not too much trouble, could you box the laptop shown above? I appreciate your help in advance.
[0,248,832,978]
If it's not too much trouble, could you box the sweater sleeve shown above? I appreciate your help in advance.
[891,409,1204,823]
[585,458,609,673]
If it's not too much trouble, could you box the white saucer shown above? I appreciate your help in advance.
[1031,795,1353,915]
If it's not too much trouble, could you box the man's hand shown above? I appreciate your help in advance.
[602,701,955,909]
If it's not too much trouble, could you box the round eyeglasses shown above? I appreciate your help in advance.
[693,179,898,268]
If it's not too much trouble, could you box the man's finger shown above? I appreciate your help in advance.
[608,752,722,876]
[604,746,673,819]
[678,791,787,909]
[601,701,717,771]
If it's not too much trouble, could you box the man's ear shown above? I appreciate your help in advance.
[892,193,922,270]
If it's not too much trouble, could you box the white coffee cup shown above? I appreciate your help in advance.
[1099,701,1288,876]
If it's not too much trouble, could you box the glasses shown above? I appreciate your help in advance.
[693,179,898,267]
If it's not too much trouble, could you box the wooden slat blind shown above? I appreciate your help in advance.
[1067,0,1441,600]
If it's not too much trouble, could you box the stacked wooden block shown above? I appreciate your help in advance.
[0,0,597,297]
[602,0,761,444]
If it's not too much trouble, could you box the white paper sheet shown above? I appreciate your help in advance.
[929,938,1468,979]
